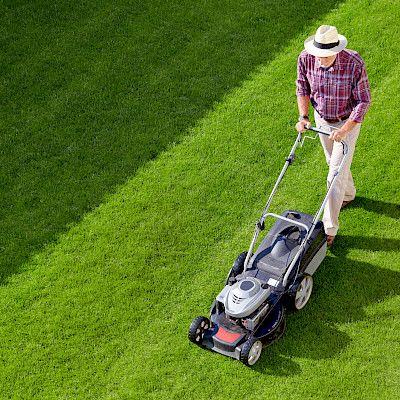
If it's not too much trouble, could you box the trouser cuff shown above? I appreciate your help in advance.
[324,227,338,236]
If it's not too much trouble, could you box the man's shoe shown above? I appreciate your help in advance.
[326,235,335,246]
[341,199,354,209]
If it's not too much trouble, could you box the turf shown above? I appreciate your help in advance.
[0,0,340,281]
[0,0,399,399]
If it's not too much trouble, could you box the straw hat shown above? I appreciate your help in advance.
[304,25,347,57]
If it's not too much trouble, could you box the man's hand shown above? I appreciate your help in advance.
[329,128,347,142]
[330,119,357,141]
[295,119,311,133]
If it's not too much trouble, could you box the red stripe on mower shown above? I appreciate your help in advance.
[215,327,242,343]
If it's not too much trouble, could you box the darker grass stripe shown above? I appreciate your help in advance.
[0,0,344,281]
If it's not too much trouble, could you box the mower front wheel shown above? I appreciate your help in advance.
[240,337,263,366]
[188,316,210,345]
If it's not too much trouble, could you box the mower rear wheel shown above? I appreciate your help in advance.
[188,316,210,345]
[240,337,263,366]
[292,274,313,310]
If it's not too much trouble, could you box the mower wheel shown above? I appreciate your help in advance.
[240,337,263,366]
[232,252,248,276]
[226,252,249,285]
[289,274,313,311]
[188,316,210,345]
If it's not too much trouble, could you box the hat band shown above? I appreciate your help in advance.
[313,40,340,49]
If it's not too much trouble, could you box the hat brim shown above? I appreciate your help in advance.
[304,34,347,57]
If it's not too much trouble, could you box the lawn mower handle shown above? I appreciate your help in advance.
[243,125,348,274]
[305,126,330,135]
[303,125,348,155]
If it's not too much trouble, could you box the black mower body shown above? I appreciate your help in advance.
[188,129,347,365]
[189,210,326,364]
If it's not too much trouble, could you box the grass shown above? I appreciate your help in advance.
[0,0,341,281]
[0,0,399,399]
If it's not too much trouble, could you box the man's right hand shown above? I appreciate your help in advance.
[295,119,311,132]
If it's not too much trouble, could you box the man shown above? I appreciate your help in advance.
[295,25,371,246]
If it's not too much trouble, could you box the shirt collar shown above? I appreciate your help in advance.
[316,53,341,71]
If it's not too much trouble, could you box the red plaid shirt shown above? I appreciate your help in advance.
[296,49,371,123]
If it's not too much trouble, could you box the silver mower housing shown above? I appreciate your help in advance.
[217,277,271,318]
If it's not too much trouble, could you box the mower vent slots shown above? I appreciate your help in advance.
[232,294,245,304]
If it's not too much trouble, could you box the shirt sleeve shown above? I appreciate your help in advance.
[296,54,311,97]
[349,62,371,123]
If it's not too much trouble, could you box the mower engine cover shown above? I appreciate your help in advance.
[217,277,271,318]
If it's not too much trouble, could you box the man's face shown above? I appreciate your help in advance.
[316,55,337,68]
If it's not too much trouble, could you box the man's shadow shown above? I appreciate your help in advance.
[251,198,400,375]
[346,196,400,220]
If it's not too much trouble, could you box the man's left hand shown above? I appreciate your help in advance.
[329,129,346,142]
[329,119,358,142]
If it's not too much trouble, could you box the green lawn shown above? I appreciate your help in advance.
[0,0,399,399]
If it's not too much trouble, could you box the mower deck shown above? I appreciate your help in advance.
[202,303,286,361]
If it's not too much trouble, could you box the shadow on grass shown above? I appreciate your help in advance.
[254,234,400,376]
[0,0,344,281]
[343,196,400,220]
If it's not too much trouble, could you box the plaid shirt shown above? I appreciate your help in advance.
[296,49,371,123]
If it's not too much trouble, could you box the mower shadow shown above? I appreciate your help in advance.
[0,0,344,283]
[253,235,400,375]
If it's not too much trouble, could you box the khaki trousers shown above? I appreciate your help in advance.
[314,112,361,236]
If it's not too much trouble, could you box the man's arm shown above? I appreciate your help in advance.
[297,95,310,117]
[295,53,312,132]
[349,61,371,123]
[331,60,371,142]
[296,95,311,132]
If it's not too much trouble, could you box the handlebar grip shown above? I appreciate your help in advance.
[304,125,348,155]
[305,126,330,136]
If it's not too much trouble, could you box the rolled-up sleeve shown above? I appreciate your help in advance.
[349,63,371,123]
[296,54,311,97]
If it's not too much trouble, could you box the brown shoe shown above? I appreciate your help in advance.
[326,235,335,246]
[341,199,354,209]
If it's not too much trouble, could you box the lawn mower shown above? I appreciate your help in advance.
[188,126,349,366]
